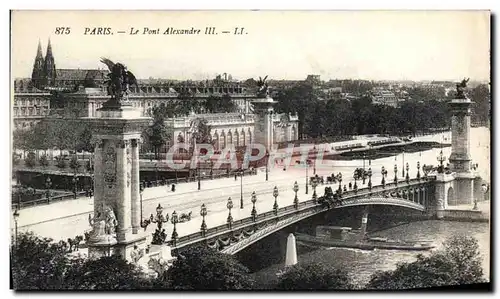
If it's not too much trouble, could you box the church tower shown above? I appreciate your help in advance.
[43,39,56,86]
[31,40,45,89]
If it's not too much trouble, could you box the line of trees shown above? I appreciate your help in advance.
[11,231,487,291]
[273,82,490,139]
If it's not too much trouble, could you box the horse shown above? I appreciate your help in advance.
[67,235,84,252]
[179,211,192,223]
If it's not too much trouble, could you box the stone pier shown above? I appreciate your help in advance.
[86,105,150,260]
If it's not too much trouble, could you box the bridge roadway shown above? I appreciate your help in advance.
[14,160,399,243]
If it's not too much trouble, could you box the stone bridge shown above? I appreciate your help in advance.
[172,177,435,255]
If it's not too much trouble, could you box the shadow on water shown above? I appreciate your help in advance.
[235,205,489,289]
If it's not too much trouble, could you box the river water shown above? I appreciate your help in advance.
[251,127,491,288]
[252,220,490,288]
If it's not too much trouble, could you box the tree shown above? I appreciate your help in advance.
[24,152,36,168]
[55,156,67,169]
[193,118,213,145]
[165,246,254,290]
[69,156,80,172]
[11,232,70,290]
[276,262,355,290]
[365,235,486,290]
[146,104,172,159]
[39,154,49,167]
[64,255,151,290]
[11,231,152,291]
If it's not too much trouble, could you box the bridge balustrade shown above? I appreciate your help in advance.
[173,178,431,250]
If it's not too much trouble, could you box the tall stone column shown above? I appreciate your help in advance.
[115,140,131,242]
[449,95,476,204]
[93,140,104,211]
[131,139,140,234]
[252,97,276,153]
[85,106,150,261]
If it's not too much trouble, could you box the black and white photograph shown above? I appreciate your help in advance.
[9,10,491,291]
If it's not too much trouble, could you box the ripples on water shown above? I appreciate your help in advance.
[252,220,490,288]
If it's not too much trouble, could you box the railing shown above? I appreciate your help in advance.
[140,169,257,189]
[174,178,431,249]
[12,191,87,210]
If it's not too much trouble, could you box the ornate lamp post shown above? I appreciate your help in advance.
[437,150,446,174]
[226,197,234,229]
[305,160,310,195]
[311,178,318,203]
[45,177,52,203]
[200,204,207,236]
[293,181,299,209]
[405,162,410,183]
[362,153,366,184]
[197,160,201,191]
[72,174,79,199]
[313,146,317,175]
[171,211,178,246]
[367,167,372,190]
[150,204,169,244]
[417,161,421,180]
[393,164,398,185]
[13,209,19,248]
[155,164,159,184]
[251,191,257,221]
[381,166,387,187]
[422,164,431,179]
[273,186,279,216]
[265,152,269,181]
[337,172,343,193]
[240,169,244,209]
[401,150,405,179]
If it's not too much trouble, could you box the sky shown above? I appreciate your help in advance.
[11,10,491,82]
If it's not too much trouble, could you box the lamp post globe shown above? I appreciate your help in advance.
[13,209,19,247]
[367,167,372,190]
[273,186,279,215]
[200,203,207,235]
[394,164,398,184]
[251,191,257,221]
[171,210,178,245]
[226,197,234,228]
[311,178,318,203]
[293,181,299,209]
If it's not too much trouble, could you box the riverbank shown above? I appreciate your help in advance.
[324,141,451,160]
[250,220,490,289]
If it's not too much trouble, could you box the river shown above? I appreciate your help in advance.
[251,220,490,288]
[251,127,490,289]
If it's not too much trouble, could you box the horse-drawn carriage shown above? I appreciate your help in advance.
[317,186,343,208]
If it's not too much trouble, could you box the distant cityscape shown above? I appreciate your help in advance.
[13,39,489,134]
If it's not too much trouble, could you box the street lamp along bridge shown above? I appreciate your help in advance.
[165,176,435,256]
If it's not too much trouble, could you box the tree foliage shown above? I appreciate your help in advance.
[11,232,150,291]
[24,152,36,168]
[203,94,237,113]
[366,235,486,290]
[64,255,151,290]
[165,246,254,290]
[276,262,355,290]
[273,82,457,139]
[11,232,70,290]
[145,103,172,159]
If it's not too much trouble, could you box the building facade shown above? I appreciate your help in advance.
[13,78,51,130]
[13,40,300,148]
[164,112,299,152]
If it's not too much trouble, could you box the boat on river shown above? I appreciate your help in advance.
[295,226,435,251]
